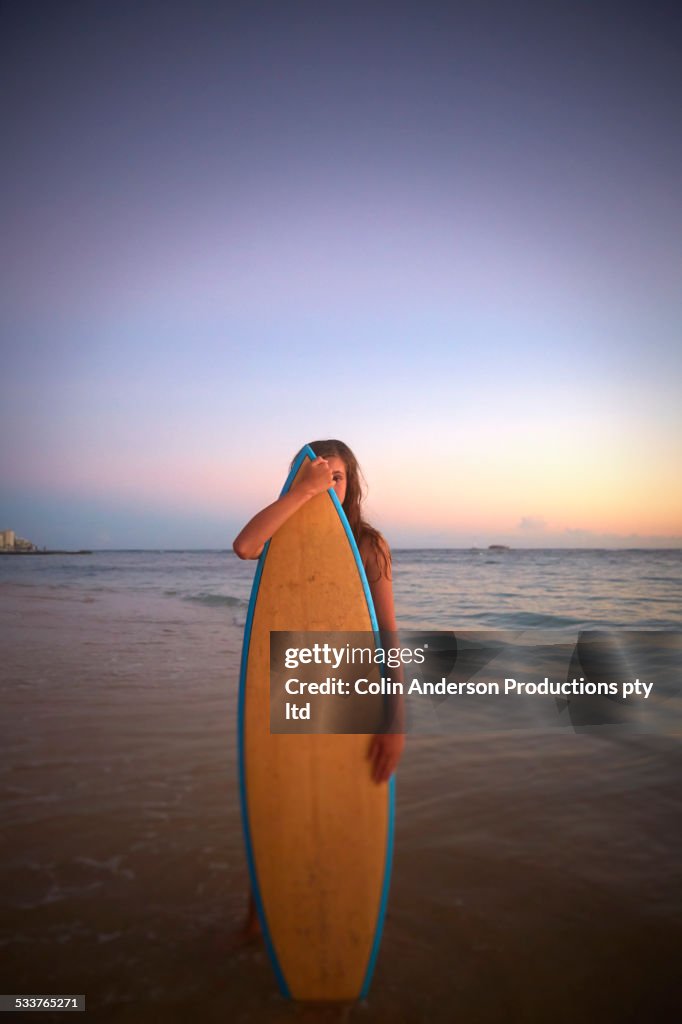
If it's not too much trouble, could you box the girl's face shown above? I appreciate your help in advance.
[326,456,347,504]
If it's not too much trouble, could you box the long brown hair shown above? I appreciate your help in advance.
[292,439,391,580]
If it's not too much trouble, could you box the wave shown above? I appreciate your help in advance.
[181,593,246,608]
[477,611,590,629]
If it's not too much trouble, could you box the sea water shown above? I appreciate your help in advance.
[2,546,681,627]
[1,548,680,1022]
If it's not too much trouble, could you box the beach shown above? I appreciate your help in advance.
[1,550,680,1022]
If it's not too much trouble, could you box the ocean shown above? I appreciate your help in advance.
[1,549,680,1022]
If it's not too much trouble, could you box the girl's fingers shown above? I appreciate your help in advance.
[298,458,333,495]
[373,750,390,783]
[368,736,397,782]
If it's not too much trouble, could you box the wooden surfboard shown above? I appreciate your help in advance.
[237,445,394,1001]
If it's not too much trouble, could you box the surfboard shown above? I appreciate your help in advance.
[237,445,394,1001]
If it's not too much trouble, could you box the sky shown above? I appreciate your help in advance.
[1,0,681,549]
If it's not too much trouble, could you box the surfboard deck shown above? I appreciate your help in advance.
[237,446,394,1001]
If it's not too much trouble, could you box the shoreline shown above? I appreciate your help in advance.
[0,549,93,556]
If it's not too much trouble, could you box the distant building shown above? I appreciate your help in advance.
[15,535,37,552]
[0,529,37,552]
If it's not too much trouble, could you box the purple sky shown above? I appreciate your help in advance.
[2,1,681,548]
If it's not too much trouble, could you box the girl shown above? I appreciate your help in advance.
[233,438,404,780]
[232,439,404,940]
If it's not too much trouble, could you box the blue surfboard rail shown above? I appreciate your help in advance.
[236,444,396,1000]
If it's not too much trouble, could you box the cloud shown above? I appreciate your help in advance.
[518,516,547,531]
[563,527,682,547]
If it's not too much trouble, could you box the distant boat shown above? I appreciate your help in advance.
[488,544,511,552]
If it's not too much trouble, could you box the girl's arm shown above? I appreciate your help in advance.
[232,457,334,559]
[361,537,406,784]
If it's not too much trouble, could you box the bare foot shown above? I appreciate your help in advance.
[239,903,262,945]
[214,893,262,953]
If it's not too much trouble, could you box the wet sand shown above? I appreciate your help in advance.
[1,583,680,1022]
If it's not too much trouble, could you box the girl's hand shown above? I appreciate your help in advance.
[368,732,405,784]
[233,456,334,559]
[292,457,334,499]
